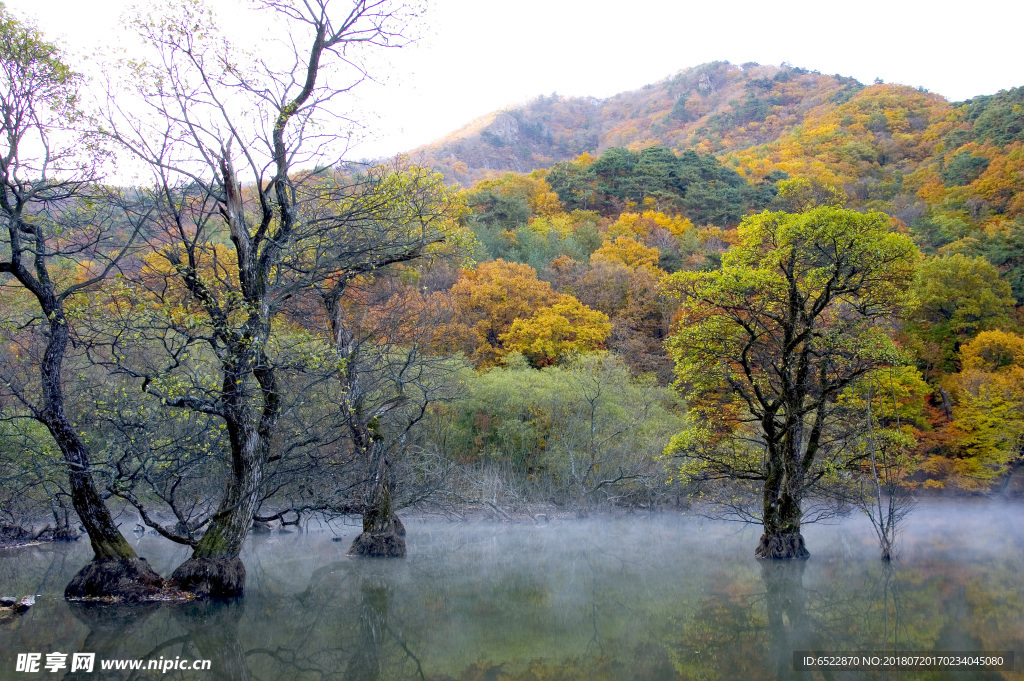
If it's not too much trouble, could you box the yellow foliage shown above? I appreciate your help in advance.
[474,173,562,217]
[527,212,576,238]
[959,330,1024,373]
[499,296,611,368]
[941,330,1024,487]
[444,259,561,368]
[590,236,660,271]
[606,210,693,241]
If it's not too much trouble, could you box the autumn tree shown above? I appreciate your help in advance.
[904,253,1015,377]
[938,330,1024,490]
[664,207,919,559]
[575,237,674,380]
[500,297,611,368]
[99,0,430,597]
[443,259,561,367]
[0,8,165,599]
[316,170,466,557]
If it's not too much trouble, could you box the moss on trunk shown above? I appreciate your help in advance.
[169,557,246,599]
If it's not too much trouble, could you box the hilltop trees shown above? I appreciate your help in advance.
[546,145,768,222]
[665,207,919,558]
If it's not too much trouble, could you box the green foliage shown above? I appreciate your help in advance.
[0,7,81,122]
[906,254,1016,374]
[667,207,918,403]
[958,86,1024,146]
[431,354,685,494]
[545,145,765,224]
[941,151,990,187]
[664,207,919,522]
[669,94,690,122]
[966,219,1024,304]
[910,212,973,252]
[0,419,65,526]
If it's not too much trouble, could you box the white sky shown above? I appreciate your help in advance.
[10,0,1024,161]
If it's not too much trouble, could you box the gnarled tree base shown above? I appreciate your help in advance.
[52,525,80,541]
[170,557,246,599]
[755,530,810,560]
[64,558,165,601]
[349,516,406,558]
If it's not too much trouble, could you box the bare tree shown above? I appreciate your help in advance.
[853,375,917,561]
[321,270,463,556]
[0,8,164,599]
[98,0,443,596]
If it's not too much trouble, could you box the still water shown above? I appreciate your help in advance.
[1,504,1022,680]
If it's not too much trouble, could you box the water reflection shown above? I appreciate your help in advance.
[345,579,389,681]
[1,508,1023,681]
[761,562,812,680]
[172,601,250,681]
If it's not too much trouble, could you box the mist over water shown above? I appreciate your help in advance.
[1,503,1022,680]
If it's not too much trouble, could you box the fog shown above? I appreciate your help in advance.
[2,502,1022,680]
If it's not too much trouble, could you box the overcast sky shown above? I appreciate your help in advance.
[10,0,1024,160]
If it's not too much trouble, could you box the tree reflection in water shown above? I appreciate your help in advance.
[665,560,932,681]
[66,602,167,680]
[171,601,251,681]
[760,561,813,680]
[7,514,1024,681]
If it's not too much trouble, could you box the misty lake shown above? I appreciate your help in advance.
[1,503,1022,680]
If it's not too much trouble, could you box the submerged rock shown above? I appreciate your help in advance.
[0,595,35,621]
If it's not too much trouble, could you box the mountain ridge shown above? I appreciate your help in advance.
[402,61,1020,193]
[404,61,867,185]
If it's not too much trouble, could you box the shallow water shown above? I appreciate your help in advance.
[1,504,1022,680]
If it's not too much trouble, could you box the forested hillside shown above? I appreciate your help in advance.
[398,62,1024,501]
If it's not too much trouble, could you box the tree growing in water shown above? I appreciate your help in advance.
[100,0,431,596]
[665,207,919,559]
[0,8,163,599]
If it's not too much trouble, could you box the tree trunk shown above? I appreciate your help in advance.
[349,469,406,558]
[757,428,810,560]
[169,419,265,598]
[50,502,78,541]
[35,313,165,600]
[756,476,809,560]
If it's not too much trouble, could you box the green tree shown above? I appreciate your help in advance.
[664,207,919,559]
[905,253,1015,377]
